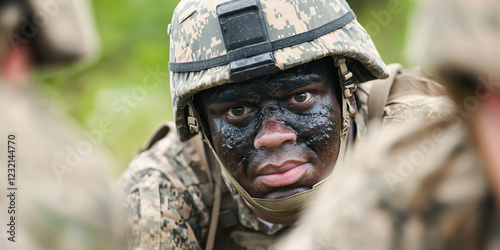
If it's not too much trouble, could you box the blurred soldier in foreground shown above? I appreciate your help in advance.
[276,0,500,249]
[118,0,454,249]
[0,0,125,249]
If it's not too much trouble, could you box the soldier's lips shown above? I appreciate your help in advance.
[254,161,309,188]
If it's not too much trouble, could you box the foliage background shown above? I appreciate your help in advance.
[36,0,417,176]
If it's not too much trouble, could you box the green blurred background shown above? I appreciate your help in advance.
[35,0,416,177]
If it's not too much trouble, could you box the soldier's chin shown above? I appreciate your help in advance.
[263,187,309,199]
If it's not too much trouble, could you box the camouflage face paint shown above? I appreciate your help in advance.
[197,58,342,199]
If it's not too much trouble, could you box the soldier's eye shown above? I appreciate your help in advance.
[290,92,312,104]
[227,105,251,118]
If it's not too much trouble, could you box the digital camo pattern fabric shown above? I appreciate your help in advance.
[168,0,390,141]
[118,66,455,249]
[275,115,500,250]
[119,126,211,250]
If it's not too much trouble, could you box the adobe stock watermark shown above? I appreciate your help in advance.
[51,65,168,182]
[384,74,497,191]
[7,0,73,51]
[384,127,447,191]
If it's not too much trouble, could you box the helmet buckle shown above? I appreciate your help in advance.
[187,99,200,134]
[187,116,199,134]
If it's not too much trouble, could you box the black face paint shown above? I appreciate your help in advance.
[196,57,342,199]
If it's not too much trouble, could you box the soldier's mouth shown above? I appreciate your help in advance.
[255,161,309,188]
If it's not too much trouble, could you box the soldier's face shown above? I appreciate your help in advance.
[197,59,342,199]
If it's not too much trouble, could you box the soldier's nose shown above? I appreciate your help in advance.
[254,118,296,149]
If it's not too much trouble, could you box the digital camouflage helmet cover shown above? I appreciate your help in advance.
[168,0,390,217]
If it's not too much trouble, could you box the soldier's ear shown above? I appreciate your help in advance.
[348,95,358,117]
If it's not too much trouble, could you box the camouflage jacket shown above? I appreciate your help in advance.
[0,82,124,250]
[118,64,455,250]
[276,112,499,250]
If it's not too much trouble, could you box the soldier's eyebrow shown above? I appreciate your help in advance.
[272,74,324,95]
[207,72,324,103]
[208,87,261,104]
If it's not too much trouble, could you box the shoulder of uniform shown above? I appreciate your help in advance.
[136,122,175,154]
[118,122,187,192]
[118,122,212,201]
[363,63,448,101]
[358,63,455,128]
[383,65,456,124]
[388,64,449,101]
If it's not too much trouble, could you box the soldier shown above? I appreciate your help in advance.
[0,1,125,249]
[275,0,500,249]
[118,0,454,249]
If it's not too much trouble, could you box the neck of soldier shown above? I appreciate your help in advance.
[248,119,357,224]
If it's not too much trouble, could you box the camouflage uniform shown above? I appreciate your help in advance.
[118,0,456,248]
[0,80,126,250]
[118,64,455,249]
[0,1,125,249]
[276,0,500,249]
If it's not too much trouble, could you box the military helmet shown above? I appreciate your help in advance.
[0,0,99,66]
[0,1,22,60]
[169,0,390,141]
[406,0,500,83]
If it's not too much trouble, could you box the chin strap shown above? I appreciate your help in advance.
[186,57,356,218]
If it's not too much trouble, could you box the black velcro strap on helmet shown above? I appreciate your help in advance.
[217,0,278,82]
[169,8,356,74]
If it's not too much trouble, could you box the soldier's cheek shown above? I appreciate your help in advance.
[289,105,339,152]
[212,119,258,170]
